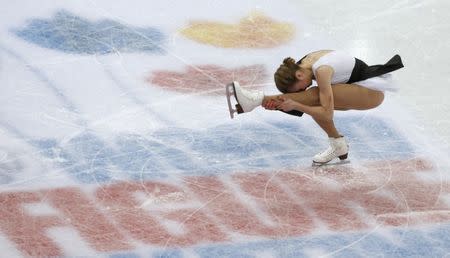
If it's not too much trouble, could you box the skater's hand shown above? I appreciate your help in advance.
[262,99,280,110]
[278,97,299,112]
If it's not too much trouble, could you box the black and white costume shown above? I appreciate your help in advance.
[299,50,404,92]
[285,51,404,117]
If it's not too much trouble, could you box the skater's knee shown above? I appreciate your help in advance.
[376,91,385,106]
[369,91,385,109]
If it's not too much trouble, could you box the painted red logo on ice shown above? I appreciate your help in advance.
[0,158,449,257]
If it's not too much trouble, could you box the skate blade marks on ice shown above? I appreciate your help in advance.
[226,82,243,119]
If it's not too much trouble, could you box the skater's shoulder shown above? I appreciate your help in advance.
[311,50,354,70]
[298,50,333,67]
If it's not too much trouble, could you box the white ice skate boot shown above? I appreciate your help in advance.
[313,136,349,165]
[226,81,264,119]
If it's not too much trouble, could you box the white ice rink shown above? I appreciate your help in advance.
[0,0,449,257]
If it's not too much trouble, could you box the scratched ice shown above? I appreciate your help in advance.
[0,0,449,257]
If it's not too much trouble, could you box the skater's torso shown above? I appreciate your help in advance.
[297,50,355,84]
[297,50,404,86]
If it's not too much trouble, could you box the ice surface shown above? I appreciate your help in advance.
[0,0,449,257]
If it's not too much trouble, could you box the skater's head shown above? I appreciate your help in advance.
[274,57,313,93]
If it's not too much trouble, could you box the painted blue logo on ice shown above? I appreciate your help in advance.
[30,116,416,184]
[13,10,165,54]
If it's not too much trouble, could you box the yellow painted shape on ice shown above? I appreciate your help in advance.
[180,12,295,48]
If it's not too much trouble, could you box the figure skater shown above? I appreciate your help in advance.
[226,50,404,164]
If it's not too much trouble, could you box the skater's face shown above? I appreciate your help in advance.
[286,70,312,92]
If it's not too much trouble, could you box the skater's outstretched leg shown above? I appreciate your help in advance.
[227,81,320,118]
[263,84,384,111]
[263,86,320,109]
[228,82,383,119]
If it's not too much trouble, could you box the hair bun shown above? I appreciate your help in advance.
[283,57,296,65]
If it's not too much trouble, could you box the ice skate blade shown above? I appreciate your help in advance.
[312,159,350,167]
[226,83,237,119]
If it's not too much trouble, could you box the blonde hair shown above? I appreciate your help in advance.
[274,57,299,93]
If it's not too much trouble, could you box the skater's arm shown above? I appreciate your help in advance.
[315,66,335,120]
[278,66,335,120]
